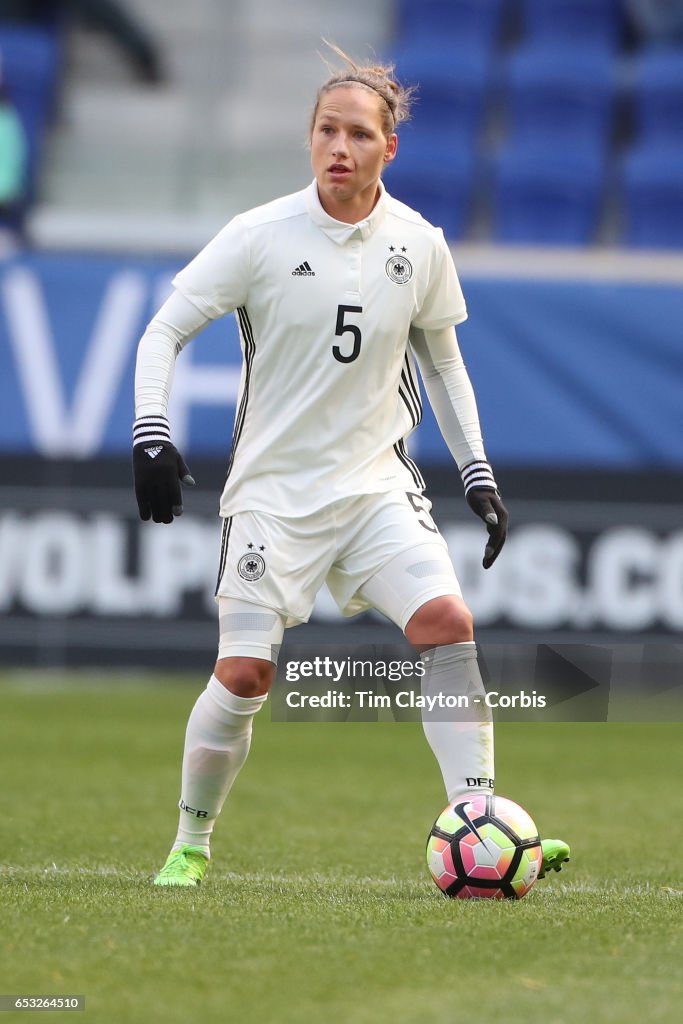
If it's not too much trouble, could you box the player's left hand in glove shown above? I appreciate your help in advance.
[461,460,508,569]
[132,416,195,524]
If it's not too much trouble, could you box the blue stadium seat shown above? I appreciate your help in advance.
[620,142,683,248]
[0,23,62,111]
[394,0,506,50]
[0,23,62,200]
[386,128,476,239]
[505,44,616,144]
[521,0,622,49]
[393,43,492,141]
[634,47,683,144]
[491,141,606,244]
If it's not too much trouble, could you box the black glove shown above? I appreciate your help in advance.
[132,416,195,524]
[461,461,508,569]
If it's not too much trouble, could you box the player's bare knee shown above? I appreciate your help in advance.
[405,596,474,649]
[213,657,275,698]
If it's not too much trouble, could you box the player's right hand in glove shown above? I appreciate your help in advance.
[461,460,508,569]
[132,416,195,524]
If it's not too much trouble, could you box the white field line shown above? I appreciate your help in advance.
[1,865,680,896]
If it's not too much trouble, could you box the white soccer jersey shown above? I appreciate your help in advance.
[172,180,468,518]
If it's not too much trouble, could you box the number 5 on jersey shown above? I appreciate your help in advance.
[333,304,363,363]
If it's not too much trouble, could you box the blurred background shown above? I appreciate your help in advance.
[1,0,682,669]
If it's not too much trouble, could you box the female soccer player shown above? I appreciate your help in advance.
[133,47,569,887]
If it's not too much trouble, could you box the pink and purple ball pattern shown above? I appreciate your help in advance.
[426,794,542,900]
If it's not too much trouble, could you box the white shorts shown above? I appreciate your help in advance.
[215,490,462,658]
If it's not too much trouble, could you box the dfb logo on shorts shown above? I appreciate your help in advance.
[238,552,266,581]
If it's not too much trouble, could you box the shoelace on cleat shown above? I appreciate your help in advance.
[158,848,206,881]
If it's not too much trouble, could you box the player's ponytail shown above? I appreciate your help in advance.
[310,41,415,139]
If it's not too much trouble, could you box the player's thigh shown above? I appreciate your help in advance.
[214,596,286,697]
[217,596,287,664]
[359,542,463,632]
[215,508,334,628]
[329,490,462,625]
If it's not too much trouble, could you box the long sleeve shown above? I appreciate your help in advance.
[134,290,211,419]
[409,324,487,471]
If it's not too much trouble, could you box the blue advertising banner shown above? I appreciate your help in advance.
[1,251,681,465]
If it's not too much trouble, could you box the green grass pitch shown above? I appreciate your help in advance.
[1,674,681,1024]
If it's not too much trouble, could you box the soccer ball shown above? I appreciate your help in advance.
[427,794,543,900]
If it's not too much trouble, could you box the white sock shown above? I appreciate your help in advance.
[421,642,494,803]
[172,674,266,857]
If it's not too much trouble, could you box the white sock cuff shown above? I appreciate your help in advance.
[422,641,477,667]
[421,641,489,722]
[206,674,268,717]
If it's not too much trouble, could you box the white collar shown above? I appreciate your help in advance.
[305,179,388,245]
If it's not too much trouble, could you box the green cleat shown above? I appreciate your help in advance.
[539,838,571,880]
[153,844,209,887]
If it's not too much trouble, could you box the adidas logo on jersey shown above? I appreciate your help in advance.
[292,261,315,276]
[144,445,164,459]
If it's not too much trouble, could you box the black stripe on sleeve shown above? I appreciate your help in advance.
[462,461,497,493]
[132,416,171,445]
